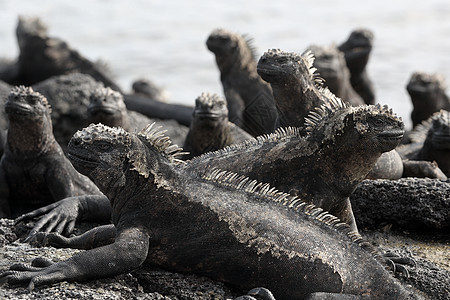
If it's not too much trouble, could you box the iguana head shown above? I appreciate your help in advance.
[307,44,349,96]
[16,15,48,49]
[338,28,373,69]
[68,123,185,191]
[206,28,256,71]
[257,49,321,87]
[5,86,51,122]
[406,71,446,100]
[305,98,404,154]
[193,92,228,127]
[87,87,127,128]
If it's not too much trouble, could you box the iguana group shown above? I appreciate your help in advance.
[1,123,423,300]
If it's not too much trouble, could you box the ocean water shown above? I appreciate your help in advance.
[1,0,450,129]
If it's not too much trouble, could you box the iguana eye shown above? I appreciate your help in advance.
[369,117,385,128]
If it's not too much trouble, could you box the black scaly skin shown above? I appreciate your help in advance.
[406,72,450,128]
[397,110,450,177]
[183,92,253,159]
[0,123,423,300]
[0,86,102,218]
[307,44,364,106]
[185,85,405,232]
[338,28,376,105]
[88,87,188,147]
[206,29,278,136]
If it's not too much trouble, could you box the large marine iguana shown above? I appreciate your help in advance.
[1,123,423,300]
[183,92,253,159]
[0,16,121,91]
[0,86,102,219]
[88,87,188,147]
[15,94,405,234]
[307,44,365,106]
[338,28,376,105]
[256,49,444,180]
[397,110,450,177]
[406,71,450,128]
[206,28,278,136]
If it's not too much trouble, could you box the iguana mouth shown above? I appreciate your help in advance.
[195,112,223,121]
[88,106,120,115]
[377,130,404,141]
[67,151,101,168]
[257,64,286,77]
[4,102,33,116]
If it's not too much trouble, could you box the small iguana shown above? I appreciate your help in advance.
[307,44,365,106]
[0,86,102,218]
[206,28,278,136]
[338,28,376,105]
[1,123,423,300]
[397,110,450,177]
[406,71,450,128]
[88,87,188,147]
[183,92,253,159]
[131,78,169,103]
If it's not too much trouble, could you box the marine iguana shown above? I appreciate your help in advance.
[1,123,423,300]
[307,44,365,106]
[206,28,278,136]
[257,49,405,180]
[256,49,326,129]
[0,86,102,219]
[406,71,450,128]
[184,96,405,232]
[32,73,105,152]
[0,16,122,91]
[183,92,253,159]
[16,94,405,234]
[338,28,376,105]
[397,110,450,177]
[88,87,188,146]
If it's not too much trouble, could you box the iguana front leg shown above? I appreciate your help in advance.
[1,226,149,290]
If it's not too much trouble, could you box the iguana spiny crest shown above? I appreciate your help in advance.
[409,110,450,145]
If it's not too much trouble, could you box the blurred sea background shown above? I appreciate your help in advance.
[1,0,450,129]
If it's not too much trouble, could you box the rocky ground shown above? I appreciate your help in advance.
[0,218,449,300]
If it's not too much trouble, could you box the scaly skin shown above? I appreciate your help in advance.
[338,28,376,105]
[183,92,253,159]
[185,96,405,232]
[307,44,364,106]
[0,86,102,219]
[406,72,450,128]
[207,29,278,136]
[397,110,450,177]
[0,123,422,300]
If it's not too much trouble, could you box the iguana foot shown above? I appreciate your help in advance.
[0,260,68,291]
[383,252,416,277]
[26,231,70,248]
[235,287,276,300]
